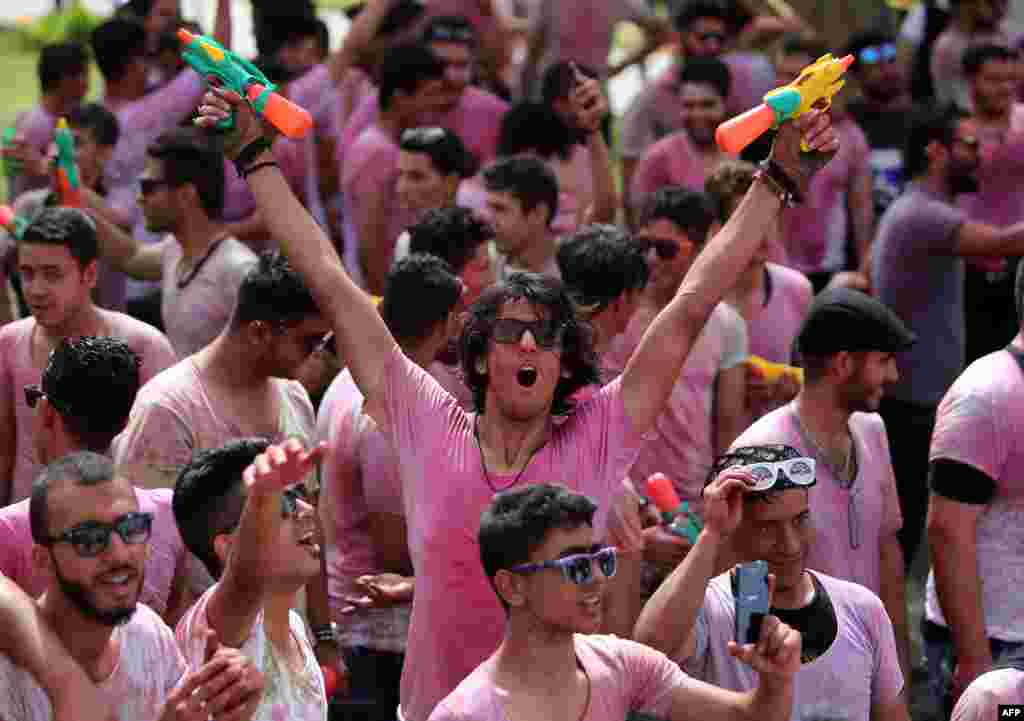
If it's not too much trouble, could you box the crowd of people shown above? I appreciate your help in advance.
[0,0,1022,719]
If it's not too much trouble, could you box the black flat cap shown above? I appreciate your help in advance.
[796,287,916,356]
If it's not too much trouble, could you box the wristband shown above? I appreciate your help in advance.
[756,159,800,207]
[240,160,279,179]
[233,137,274,176]
[312,622,339,645]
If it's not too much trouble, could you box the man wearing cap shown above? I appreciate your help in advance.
[921,261,1024,712]
[635,443,911,721]
[728,288,916,678]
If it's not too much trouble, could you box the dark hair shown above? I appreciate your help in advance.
[496,101,577,162]
[232,251,320,329]
[30,452,118,545]
[407,206,493,274]
[21,207,98,268]
[119,0,156,17]
[1016,258,1024,326]
[705,444,805,503]
[556,224,649,314]
[843,30,895,70]
[147,127,226,217]
[422,14,476,48]
[380,253,462,343]
[639,186,718,248]
[678,55,732,101]
[173,438,270,578]
[38,42,89,93]
[778,32,827,62]
[379,43,446,111]
[277,13,329,60]
[674,0,731,33]
[962,43,1018,77]
[42,337,141,451]
[904,105,964,180]
[483,155,560,225]
[400,127,478,178]
[704,159,757,222]
[68,102,120,148]
[479,483,597,610]
[91,18,147,82]
[460,273,599,415]
[540,60,598,105]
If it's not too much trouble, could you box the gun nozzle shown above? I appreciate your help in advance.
[838,54,855,71]
[177,28,196,45]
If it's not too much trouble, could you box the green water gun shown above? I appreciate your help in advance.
[0,205,30,240]
[178,29,313,139]
[54,119,83,208]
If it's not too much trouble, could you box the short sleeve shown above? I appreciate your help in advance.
[618,638,692,718]
[868,592,906,706]
[619,88,659,160]
[630,145,672,205]
[683,601,713,678]
[0,514,31,593]
[930,383,1003,482]
[113,401,195,487]
[952,669,1024,721]
[717,306,749,371]
[874,417,903,537]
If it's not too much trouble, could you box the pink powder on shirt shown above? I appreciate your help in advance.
[926,338,1024,643]
[744,264,813,365]
[428,635,690,721]
[603,303,748,515]
[0,311,176,502]
[685,570,905,721]
[176,584,328,721]
[730,403,903,595]
[630,131,707,209]
[0,603,186,721]
[952,668,1024,721]
[372,345,646,721]
[159,236,258,358]
[0,487,184,616]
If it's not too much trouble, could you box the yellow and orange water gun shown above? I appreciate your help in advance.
[715,53,854,155]
[745,355,804,386]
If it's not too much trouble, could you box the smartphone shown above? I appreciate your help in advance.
[734,561,770,645]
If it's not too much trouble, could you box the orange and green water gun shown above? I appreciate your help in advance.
[178,28,314,139]
[0,205,30,240]
[54,118,83,208]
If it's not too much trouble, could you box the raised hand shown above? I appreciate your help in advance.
[701,467,756,541]
[569,63,609,135]
[194,82,278,160]
[769,109,840,201]
[242,439,326,497]
[726,575,801,680]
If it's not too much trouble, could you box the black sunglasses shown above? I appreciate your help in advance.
[425,24,475,44]
[492,318,565,349]
[637,236,682,261]
[139,178,171,196]
[47,512,154,558]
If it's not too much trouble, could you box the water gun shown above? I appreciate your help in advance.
[178,29,314,140]
[644,473,703,544]
[715,53,855,155]
[2,126,21,177]
[0,205,30,240]
[745,355,804,385]
[53,118,83,209]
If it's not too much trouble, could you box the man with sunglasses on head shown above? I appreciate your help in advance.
[844,31,916,221]
[729,288,917,678]
[635,444,910,721]
[193,78,838,721]
[0,336,193,626]
[605,186,748,523]
[174,438,332,719]
[431,482,802,721]
[0,451,265,720]
[0,207,176,507]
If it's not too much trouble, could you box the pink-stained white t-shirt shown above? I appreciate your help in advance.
[318,369,410,653]
[743,263,813,365]
[926,338,1024,642]
[0,602,186,721]
[176,584,328,721]
[428,635,690,721]
[781,117,871,275]
[158,235,258,358]
[951,667,1024,721]
[371,345,647,721]
[341,124,413,291]
[962,105,1024,229]
[113,357,316,490]
[0,311,177,503]
[549,144,595,238]
[338,87,509,172]
[7,104,58,201]
[730,403,903,596]
[685,570,905,721]
[630,130,708,210]
[0,487,185,617]
[604,302,748,515]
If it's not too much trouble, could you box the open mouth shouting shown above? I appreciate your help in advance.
[517,365,538,388]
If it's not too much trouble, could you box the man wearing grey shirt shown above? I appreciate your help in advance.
[872,105,1024,570]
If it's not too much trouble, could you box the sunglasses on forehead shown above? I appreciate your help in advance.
[742,457,817,492]
[510,546,618,585]
[401,126,448,147]
[45,512,154,558]
[492,318,565,349]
